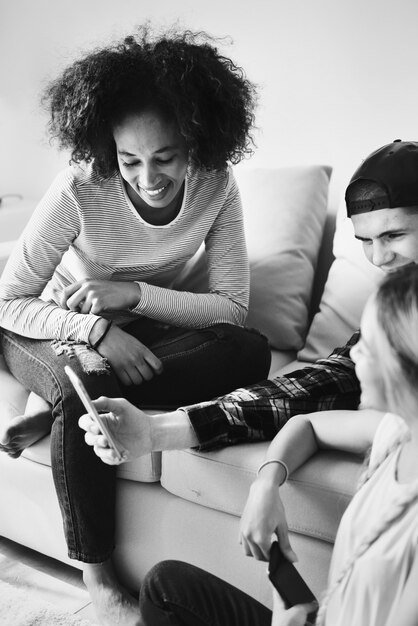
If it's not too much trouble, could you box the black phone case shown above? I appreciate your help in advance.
[268,541,317,620]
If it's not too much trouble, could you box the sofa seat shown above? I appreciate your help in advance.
[162,445,361,545]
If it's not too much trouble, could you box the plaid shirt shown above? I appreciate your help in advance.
[186,331,361,450]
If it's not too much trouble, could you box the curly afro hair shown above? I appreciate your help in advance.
[43,26,258,178]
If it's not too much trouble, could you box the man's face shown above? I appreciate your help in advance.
[351,207,418,272]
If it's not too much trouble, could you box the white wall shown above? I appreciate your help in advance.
[1,0,417,206]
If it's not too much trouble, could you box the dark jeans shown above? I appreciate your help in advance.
[0,320,270,562]
[139,560,272,626]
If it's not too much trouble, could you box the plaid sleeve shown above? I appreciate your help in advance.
[185,331,361,450]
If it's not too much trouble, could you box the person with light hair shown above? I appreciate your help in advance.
[137,262,418,625]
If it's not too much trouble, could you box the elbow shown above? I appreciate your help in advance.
[232,302,247,326]
[209,292,247,326]
[223,302,247,327]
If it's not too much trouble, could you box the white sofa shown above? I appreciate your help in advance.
[0,165,383,608]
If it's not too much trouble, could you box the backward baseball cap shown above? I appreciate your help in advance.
[345,140,418,217]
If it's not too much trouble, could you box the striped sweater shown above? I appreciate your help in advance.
[0,163,249,343]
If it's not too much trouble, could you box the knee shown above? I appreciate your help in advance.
[223,324,271,376]
[50,342,120,401]
[140,560,186,608]
[248,327,271,375]
[142,560,185,593]
[51,340,110,377]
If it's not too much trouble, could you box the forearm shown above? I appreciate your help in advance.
[149,409,199,451]
[0,294,99,342]
[184,378,361,452]
[184,334,362,451]
[260,414,319,478]
[131,282,247,327]
[259,409,381,480]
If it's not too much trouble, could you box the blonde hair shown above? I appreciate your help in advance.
[315,265,418,625]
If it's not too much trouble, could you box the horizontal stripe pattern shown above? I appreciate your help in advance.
[0,163,249,343]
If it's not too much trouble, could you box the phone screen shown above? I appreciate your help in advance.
[65,365,123,462]
[268,541,317,622]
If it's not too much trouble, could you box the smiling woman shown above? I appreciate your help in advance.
[0,25,271,626]
[114,110,189,225]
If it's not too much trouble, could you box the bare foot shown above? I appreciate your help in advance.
[0,411,52,458]
[83,561,143,626]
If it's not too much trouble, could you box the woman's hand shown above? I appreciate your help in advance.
[78,396,153,464]
[271,588,317,626]
[95,325,163,386]
[62,279,141,314]
[239,476,297,563]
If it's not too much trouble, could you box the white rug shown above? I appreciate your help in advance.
[0,579,98,626]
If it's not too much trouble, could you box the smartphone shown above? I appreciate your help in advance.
[65,365,123,462]
[268,541,317,623]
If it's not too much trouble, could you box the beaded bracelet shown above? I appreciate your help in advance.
[257,459,289,485]
[91,320,113,350]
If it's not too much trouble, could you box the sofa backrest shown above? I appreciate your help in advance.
[175,165,333,354]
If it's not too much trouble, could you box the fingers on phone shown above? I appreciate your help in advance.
[92,396,113,413]
[279,541,298,563]
[84,431,103,447]
[277,527,298,562]
[291,601,318,619]
[78,414,101,435]
[93,444,123,465]
[240,535,270,561]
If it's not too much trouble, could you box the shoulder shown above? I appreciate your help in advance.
[69,161,117,188]
[186,165,239,203]
[370,413,409,463]
[44,163,98,195]
[187,165,234,188]
[38,163,119,219]
[51,163,121,206]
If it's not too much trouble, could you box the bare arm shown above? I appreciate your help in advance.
[240,409,383,561]
[265,408,383,476]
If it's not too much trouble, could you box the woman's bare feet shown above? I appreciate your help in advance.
[0,410,53,458]
[83,560,143,626]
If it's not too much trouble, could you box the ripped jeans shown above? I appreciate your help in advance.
[0,319,270,562]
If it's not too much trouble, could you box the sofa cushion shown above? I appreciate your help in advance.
[20,435,162,482]
[298,198,383,362]
[161,443,362,543]
[235,166,332,351]
[174,166,331,351]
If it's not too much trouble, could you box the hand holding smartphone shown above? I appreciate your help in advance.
[65,365,123,462]
[268,541,317,624]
